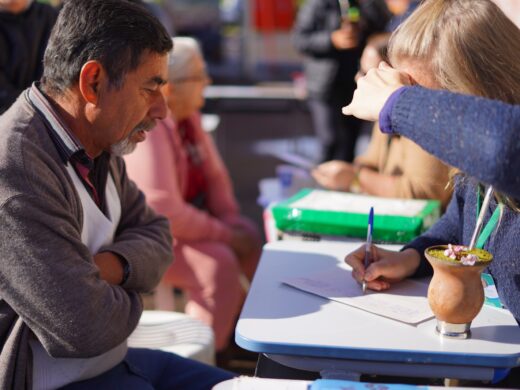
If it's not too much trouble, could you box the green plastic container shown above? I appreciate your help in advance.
[271,189,440,243]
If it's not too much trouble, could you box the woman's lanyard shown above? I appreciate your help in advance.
[475,187,503,249]
[476,187,506,310]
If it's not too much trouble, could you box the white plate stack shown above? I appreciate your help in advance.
[128,310,215,365]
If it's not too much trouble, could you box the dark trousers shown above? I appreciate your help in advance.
[308,96,361,163]
[60,348,234,390]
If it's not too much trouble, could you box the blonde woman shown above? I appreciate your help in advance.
[344,2,520,385]
[125,37,262,353]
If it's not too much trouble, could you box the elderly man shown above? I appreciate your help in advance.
[0,0,233,389]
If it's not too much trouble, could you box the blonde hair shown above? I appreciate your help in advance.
[388,0,520,209]
[167,37,203,82]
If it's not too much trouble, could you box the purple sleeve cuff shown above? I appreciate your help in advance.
[378,86,408,134]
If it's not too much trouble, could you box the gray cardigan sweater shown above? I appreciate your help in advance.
[0,92,173,389]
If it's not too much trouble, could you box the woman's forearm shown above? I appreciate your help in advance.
[390,87,520,199]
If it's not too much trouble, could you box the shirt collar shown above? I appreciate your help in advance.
[27,83,94,169]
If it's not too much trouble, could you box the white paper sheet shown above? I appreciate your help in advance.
[283,264,433,325]
[289,190,428,217]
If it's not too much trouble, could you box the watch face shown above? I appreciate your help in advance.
[120,259,130,285]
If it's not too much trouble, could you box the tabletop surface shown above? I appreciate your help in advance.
[236,241,520,368]
[205,84,297,100]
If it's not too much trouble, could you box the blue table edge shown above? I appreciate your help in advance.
[235,331,520,369]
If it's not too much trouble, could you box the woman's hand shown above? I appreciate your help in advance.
[94,252,125,285]
[355,44,383,82]
[312,160,355,191]
[343,62,412,121]
[331,23,359,50]
[345,245,421,291]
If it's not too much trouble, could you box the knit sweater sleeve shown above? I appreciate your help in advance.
[100,157,173,292]
[403,181,465,277]
[390,87,520,200]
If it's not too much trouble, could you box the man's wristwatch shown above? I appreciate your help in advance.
[120,258,130,285]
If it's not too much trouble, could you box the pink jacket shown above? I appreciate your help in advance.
[124,113,241,243]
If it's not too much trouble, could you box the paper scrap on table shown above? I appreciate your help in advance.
[283,264,433,325]
[271,151,316,170]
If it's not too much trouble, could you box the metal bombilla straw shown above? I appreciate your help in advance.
[468,185,494,250]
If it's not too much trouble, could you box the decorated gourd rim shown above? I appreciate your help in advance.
[425,244,493,266]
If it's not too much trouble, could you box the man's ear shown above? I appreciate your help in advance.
[78,61,105,105]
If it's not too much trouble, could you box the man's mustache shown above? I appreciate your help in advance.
[133,120,155,133]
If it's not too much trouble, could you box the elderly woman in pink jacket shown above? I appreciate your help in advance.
[124,37,262,352]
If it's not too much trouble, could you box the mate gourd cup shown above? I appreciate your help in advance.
[424,245,493,339]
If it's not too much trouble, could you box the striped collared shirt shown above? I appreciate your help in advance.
[27,83,109,212]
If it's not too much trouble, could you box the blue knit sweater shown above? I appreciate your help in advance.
[390,87,520,321]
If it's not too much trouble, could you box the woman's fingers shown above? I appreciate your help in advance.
[342,63,413,121]
[365,279,391,291]
[344,245,368,282]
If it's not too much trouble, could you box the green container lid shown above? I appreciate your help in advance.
[271,189,440,243]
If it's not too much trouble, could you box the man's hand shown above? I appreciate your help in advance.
[343,62,412,121]
[94,252,125,285]
[331,23,359,50]
[312,160,356,191]
[229,227,259,263]
[345,245,421,291]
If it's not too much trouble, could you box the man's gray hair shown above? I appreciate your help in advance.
[168,37,203,82]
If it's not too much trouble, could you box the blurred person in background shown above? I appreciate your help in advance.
[312,0,452,209]
[292,0,390,163]
[162,0,222,63]
[384,0,419,31]
[312,122,452,208]
[125,37,262,354]
[127,0,175,34]
[0,0,57,114]
[355,0,420,81]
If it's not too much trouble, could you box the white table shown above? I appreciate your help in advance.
[213,377,510,389]
[236,241,520,381]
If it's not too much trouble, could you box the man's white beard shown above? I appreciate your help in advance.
[110,121,153,156]
[111,136,137,156]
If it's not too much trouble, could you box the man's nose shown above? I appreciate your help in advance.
[149,90,168,120]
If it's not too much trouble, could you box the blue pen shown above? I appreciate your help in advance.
[362,207,374,293]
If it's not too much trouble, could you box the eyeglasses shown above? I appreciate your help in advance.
[171,73,211,84]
